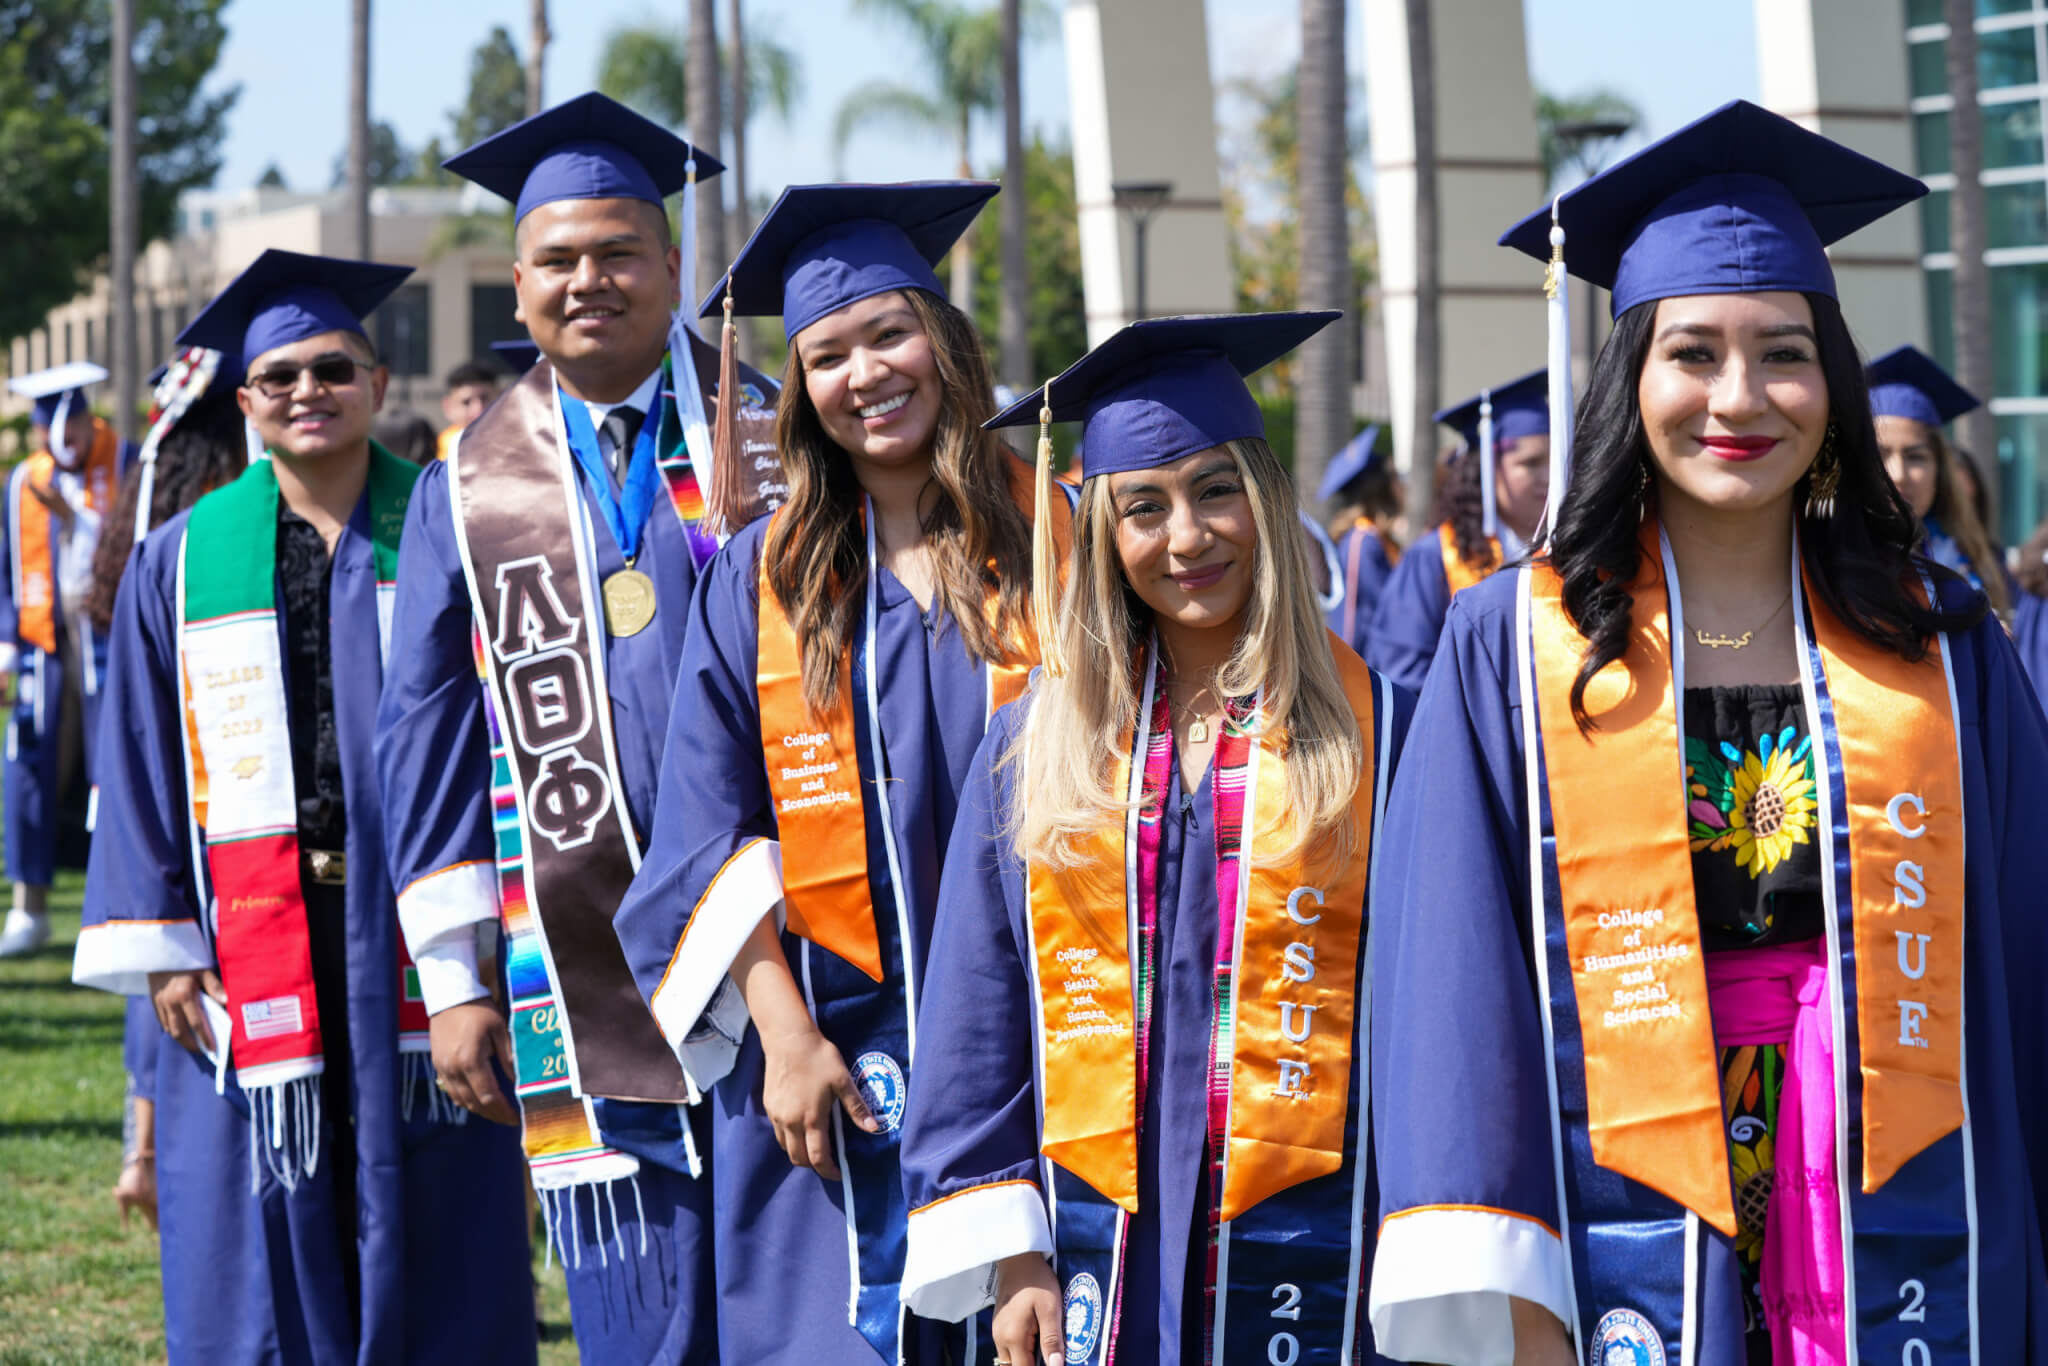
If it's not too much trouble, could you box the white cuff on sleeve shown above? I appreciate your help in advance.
[1368,1206,1573,1366]
[648,838,783,1053]
[72,917,213,997]
[0,642,18,676]
[397,859,499,957]
[901,1179,1052,1323]
[414,934,491,1015]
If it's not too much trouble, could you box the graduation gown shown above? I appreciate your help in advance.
[375,448,716,1366]
[1329,521,1396,659]
[2015,591,2048,708]
[898,673,1411,1364]
[613,514,997,1365]
[1369,568,2048,1366]
[73,496,534,1366]
[1,431,134,882]
[1364,523,1504,695]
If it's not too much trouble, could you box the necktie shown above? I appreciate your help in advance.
[601,406,644,484]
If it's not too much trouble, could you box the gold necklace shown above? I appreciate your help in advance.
[1693,591,1792,650]
[1168,680,1223,744]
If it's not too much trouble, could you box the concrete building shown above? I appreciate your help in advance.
[2,185,519,442]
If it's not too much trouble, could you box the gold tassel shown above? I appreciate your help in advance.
[1029,386,1066,678]
[708,282,741,533]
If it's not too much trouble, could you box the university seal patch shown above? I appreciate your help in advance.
[1063,1271,1104,1364]
[853,1051,907,1134]
[1592,1307,1666,1366]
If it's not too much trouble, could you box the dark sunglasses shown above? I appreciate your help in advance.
[244,355,364,399]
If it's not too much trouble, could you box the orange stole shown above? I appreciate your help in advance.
[1437,522,1500,600]
[1029,641,1377,1221]
[15,420,119,654]
[755,461,1071,982]
[1531,525,1965,1235]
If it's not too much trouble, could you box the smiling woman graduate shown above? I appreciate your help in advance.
[896,310,1410,1366]
[1369,100,2048,1366]
[611,179,1061,1365]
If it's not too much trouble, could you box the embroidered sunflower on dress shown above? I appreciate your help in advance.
[1686,726,1817,877]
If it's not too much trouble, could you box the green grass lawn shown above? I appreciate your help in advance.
[0,886,582,1364]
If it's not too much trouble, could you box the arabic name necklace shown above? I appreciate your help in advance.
[1692,589,1793,650]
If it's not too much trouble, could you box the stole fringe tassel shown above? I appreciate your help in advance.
[399,1053,471,1127]
[245,1076,322,1196]
[536,1174,651,1273]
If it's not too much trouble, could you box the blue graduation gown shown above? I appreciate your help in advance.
[2015,591,2048,708]
[1364,526,1457,694]
[1,438,134,882]
[1369,570,2048,1365]
[899,687,1412,1363]
[1328,522,1396,659]
[74,495,535,1366]
[613,514,994,1365]
[375,451,715,1366]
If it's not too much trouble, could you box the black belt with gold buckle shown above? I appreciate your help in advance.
[302,849,347,886]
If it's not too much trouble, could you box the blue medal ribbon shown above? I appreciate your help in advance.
[558,383,663,561]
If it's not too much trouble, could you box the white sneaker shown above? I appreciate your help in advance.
[0,907,50,957]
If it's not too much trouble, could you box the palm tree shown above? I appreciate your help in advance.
[1946,0,1999,505]
[832,0,1044,304]
[110,0,139,438]
[1294,0,1351,506]
[687,0,726,308]
[527,0,549,118]
[1403,0,1440,531]
[998,0,1028,391]
[346,0,372,257]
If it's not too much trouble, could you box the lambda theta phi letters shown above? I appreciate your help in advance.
[492,555,613,852]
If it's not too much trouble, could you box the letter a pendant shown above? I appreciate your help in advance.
[602,568,657,637]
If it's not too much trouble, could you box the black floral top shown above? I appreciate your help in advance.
[1684,685,1824,951]
[277,506,346,851]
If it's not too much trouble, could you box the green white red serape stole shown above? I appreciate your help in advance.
[176,446,428,1188]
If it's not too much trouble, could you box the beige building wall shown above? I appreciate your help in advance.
[1364,0,1549,481]
[1064,0,1235,345]
[1754,0,1927,351]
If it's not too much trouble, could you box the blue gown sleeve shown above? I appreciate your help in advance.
[72,525,213,994]
[1367,579,1575,1365]
[613,524,779,1087]
[1365,530,1451,695]
[373,458,498,1014]
[1331,526,1397,658]
[899,699,1054,1323]
[2012,592,2048,710]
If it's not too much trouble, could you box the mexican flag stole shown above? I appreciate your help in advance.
[1522,521,1974,1361]
[1437,521,1502,600]
[751,459,1070,1358]
[1023,639,1390,1366]
[450,356,708,1195]
[11,418,120,654]
[176,448,429,1180]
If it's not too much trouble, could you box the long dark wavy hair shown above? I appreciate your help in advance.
[764,288,1034,716]
[85,388,249,632]
[1548,292,1986,730]
[1434,442,1499,572]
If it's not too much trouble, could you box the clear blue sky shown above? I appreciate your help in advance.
[208,0,1757,199]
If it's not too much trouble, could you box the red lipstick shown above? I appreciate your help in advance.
[1700,434,1779,462]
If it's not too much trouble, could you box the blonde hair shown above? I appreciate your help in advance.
[1007,436,1364,873]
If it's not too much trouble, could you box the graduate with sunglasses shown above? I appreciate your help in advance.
[897,312,1409,1366]
[1370,102,2048,1366]
[72,250,534,1365]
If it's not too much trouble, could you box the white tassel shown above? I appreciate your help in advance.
[1542,200,1578,546]
[50,390,72,465]
[1479,389,1498,538]
[401,1056,418,1123]
[539,1188,559,1273]
[247,1101,262,1195]
[606,1179,626,1263]
[630,1173,649,1256]
[303,1079,321,1178]
[681,1103,703,1179]
[568,1184,582,1270]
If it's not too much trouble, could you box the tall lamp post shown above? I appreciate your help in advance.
[1112,180,1174,322]
[1550,116,1635,361]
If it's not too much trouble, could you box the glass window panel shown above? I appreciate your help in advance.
[1991,261,2048,398]
[1907,0,1942,22]
[1912,38,1948,98]
[1918,110,1954,175]
[1987,180,2048,247]
[1979,0,2035,16]
[1979,26,2038,89]
[1926,268,1956,376]
[1923,187,1954,253]
[1993,412,2048,547]
[1984,99,2046,167]
[468,284,520,365]
[368,284,431,378]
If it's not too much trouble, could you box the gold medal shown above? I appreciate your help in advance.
[602,568,657,637]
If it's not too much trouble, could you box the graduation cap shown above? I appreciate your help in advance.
[1497,99,1926,536]
[9,361,106,428]
[490,338,542,373]
[134,347,242,543]
[705,181,998,339]
[1434,369,1547,537]
[177,249,414,368]
[443,91,723,223]
[1316,424,1385,503]
[1865,345,1980,428]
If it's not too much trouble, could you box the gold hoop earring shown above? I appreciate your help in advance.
[1805,423,1841,519]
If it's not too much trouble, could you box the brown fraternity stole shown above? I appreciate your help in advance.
[449,359,690,1103]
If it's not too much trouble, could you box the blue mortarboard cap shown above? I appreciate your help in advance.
[178,249,413,366]
[490,338,542,372]
[707,181,998,339]
[10,362,107,427]
[1500,100,1925,318]
[1866,345,1979,427]
[443,91,723,222]
[1317,425,1384,502]
[986,312,1341,479]
[1434,369,1549,451]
